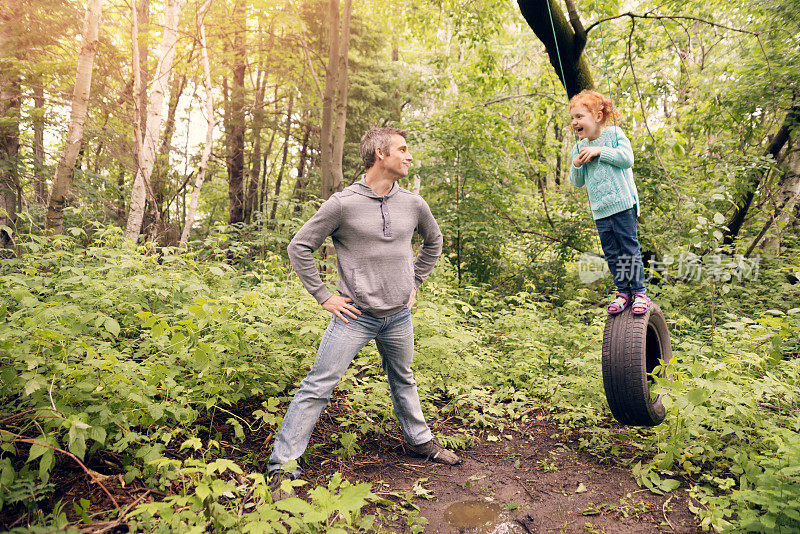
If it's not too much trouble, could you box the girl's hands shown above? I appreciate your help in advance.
[573,146,602,166]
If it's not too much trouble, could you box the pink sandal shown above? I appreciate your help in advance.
[607,293,629,315]
[631,293,650,315]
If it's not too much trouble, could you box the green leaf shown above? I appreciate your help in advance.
[0,458,16,486]
[685,388,710,405]
[24,375,47,396]
[68,423,88,460]
[658,478,680,492]
[88,425,107,445]
[27,436,51,462]
[195,482,211,501]
[105,317,120,336]
[39,450,54,483]
[276,497,315,515]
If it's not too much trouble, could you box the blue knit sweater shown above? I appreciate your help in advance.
[569,126,640,220]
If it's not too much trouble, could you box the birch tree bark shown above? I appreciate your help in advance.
[45,0,104,235]
[179,0,213,248]
[125,0,188,239]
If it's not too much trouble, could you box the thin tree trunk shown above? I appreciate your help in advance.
[0,75,20,249]
[116,163,125,224]
[270,94,293,220]
[130,0,148,212]
[746,147,800,257]
[291,121,311,206]
[152,70,189,215]
[330,0,351,195]
[45,0,104,235]
[259,85,278,214]
[245,69,265,223]
[320,0,340,200]
[227,0,246,225]
[723,103,800,246]
[125,0,188,239]
[32,79,46,205]
[136,0,149,135]
[554,121,563,185]
[180,0,213,248]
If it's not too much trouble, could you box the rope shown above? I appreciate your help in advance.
[592,0,619,147]
[544,0,569,95]
[544,0,614,302]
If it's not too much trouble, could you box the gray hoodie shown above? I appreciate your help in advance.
[287,177,443,318]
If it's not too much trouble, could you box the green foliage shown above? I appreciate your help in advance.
[484,279,800,532]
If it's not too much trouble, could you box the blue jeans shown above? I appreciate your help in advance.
[267,307,432,474]
[595,206,646,296]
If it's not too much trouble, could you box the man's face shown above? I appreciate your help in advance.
[378,134,413,178]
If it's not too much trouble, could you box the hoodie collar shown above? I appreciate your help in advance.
[347,176,399,199]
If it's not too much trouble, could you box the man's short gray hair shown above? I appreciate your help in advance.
[360,127,408,169]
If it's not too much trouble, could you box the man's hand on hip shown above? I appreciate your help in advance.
[406,286,417,310]
[322,295,361,323]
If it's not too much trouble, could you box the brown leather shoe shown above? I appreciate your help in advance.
[406,438,462,465]
[269,471,295,501]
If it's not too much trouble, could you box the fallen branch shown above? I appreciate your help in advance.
[0,430,121,510]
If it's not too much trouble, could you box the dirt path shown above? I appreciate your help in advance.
[303,400,701,533]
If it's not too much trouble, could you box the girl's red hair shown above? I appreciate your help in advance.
[569,90,619,125]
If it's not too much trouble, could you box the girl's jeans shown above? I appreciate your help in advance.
[268,307,432,475]
[595,205,646,296]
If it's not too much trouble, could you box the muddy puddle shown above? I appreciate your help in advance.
[442,500,527,533]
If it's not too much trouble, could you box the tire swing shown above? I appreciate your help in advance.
[602,303,672,426]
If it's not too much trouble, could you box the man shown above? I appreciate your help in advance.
[268,126,460,496]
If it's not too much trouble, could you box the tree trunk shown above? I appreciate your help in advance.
[270,93,293,220]
[0,73,20,249]
[227,0,246,225]
[125,0,188,239]
[136,0,149,136]
[116,163,125,224]
[131,0,149,211]
[180,0,213,248]
[151,70,188,216]
[245,69,265,223]
[45,0,104,235]
[292,120,311,207]
[320,0,341,200]
[260,124,276,215]
[32,79,47,205]
[553,121,563,185]
[517,0,594,97]
[723,103,800,246]
[746,145,800,257]
[330,0,351,194]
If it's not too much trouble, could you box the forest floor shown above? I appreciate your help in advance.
[2,393,702,533]
[295,395,702,534]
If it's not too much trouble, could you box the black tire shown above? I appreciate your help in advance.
[602,301,672,426]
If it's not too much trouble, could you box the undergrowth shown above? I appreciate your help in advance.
[1,227,799,532]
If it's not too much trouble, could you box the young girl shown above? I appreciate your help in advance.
[568,90,649,315]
